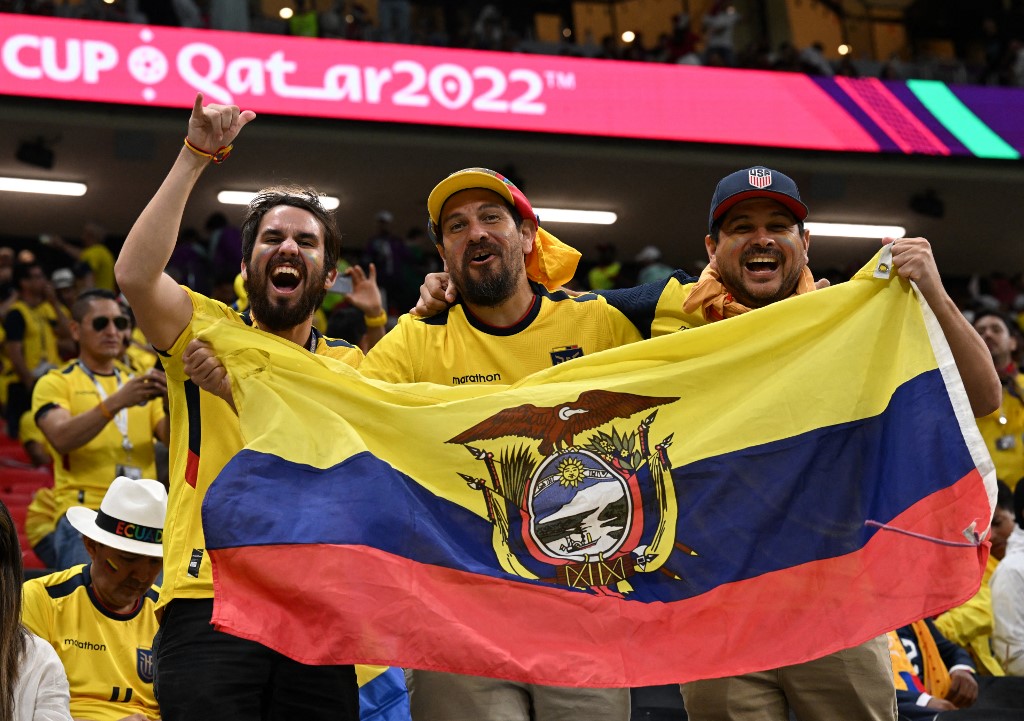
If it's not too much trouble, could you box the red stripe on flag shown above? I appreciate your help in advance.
[210,469,988,687]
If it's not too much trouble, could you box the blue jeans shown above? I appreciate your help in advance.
[153,599,359,721]
[53,515,91,570]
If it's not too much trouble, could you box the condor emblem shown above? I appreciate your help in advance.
[550,345,583,365]
[748,168,772,189]
[447,389,698,597]
[136,648,154,683]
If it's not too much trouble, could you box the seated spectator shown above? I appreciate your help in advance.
[1,499,71,721]
[32,290,169,569]
[635,245,674,285]
[24,486,59,570]
[889,618,1024,718]
[21,477,165,721]
[934,481,1016,675]
[4,261,70,440]
[588,244,621,290]
[992,481,1024,675]
[19,410,52,468]
[973,311,1024,491]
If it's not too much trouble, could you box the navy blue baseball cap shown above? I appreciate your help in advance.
[708,167,808,232]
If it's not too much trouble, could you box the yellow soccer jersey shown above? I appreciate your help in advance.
[976,375,1024,491]
[4,300,60,373]
[157,287,363,608]
[24,486,58,548]
[124,327,158,374]
[32,360,165,517]
[594,271,704,339]
[22,564,160,721]
[360,284,642,384]
[81,244,116,292]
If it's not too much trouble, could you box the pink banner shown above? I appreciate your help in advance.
[0,14,880,152]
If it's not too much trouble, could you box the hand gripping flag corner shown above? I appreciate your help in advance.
[202,249,995,687]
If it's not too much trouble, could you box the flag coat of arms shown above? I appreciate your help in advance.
[202,250,994,687]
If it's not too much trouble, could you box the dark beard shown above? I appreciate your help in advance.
[245,261,329,332]
[449,246,521,308]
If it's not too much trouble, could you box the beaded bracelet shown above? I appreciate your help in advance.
[183,137,233,164]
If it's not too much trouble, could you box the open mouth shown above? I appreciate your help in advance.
[743,254,780,275]
[270,264,302,292]
[468,249,495,266]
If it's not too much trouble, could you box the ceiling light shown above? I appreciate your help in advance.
[0,177,86,196]
[218,190,340,210]
[621,31,636,43]
[533,208,617,225]
[805,222,906,239]
[279,7,294,19]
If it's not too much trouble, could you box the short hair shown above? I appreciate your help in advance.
[71,288,119,322]
[240,187,341,270]
[11,261,41,288]
[973,309,1017,333]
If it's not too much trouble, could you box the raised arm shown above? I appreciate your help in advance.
[889,237,1000,417]
[115,94,255,350]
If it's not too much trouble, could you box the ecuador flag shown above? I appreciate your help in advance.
[202,250,994,687]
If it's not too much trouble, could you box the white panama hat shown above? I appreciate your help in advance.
[66,476,167,557]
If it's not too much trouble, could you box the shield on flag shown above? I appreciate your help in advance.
[748,168,772,189]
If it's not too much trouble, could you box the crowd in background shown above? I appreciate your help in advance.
[7,0,1024,86]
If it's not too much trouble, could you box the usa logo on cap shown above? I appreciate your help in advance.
[748,168,772,189]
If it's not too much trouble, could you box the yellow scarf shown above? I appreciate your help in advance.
[682,263,816,321]
[887,622,951,699]
[526,228,581,292]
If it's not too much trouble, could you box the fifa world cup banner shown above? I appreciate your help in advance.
[202,251,995,687]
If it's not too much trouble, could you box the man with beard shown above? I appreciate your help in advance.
[971,311,1024,491]
[32,289,168,570]
[181,167,643,720]
[114,95,382,721]
[611,167,998,721]
[411,166,999,721]
[356,168,641,721]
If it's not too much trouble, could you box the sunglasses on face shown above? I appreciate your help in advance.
[91,316,129,332]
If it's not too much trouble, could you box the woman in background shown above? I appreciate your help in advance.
[0,501,69,721]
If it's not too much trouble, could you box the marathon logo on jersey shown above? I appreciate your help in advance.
[452,373,502,384]
[748,168,772,189]
[63,638,106,651]
[136,648,154,683]
[550,345,583,365]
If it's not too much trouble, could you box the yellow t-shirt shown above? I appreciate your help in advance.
[81,244,116,292]
[976,376,1024,491]
[3,299,60,376]
[22,564,160,721]
[24,486,58,548]
[360,285,642,384]
[124,327,158,375]
[156,287,363,608]
[31,360,165,517]
[934,554,1003,675]
[593,272,703,340]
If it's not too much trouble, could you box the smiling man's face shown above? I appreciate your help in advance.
[705,198,810,309]
[438,188,534,308]
[242,205,335,331]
